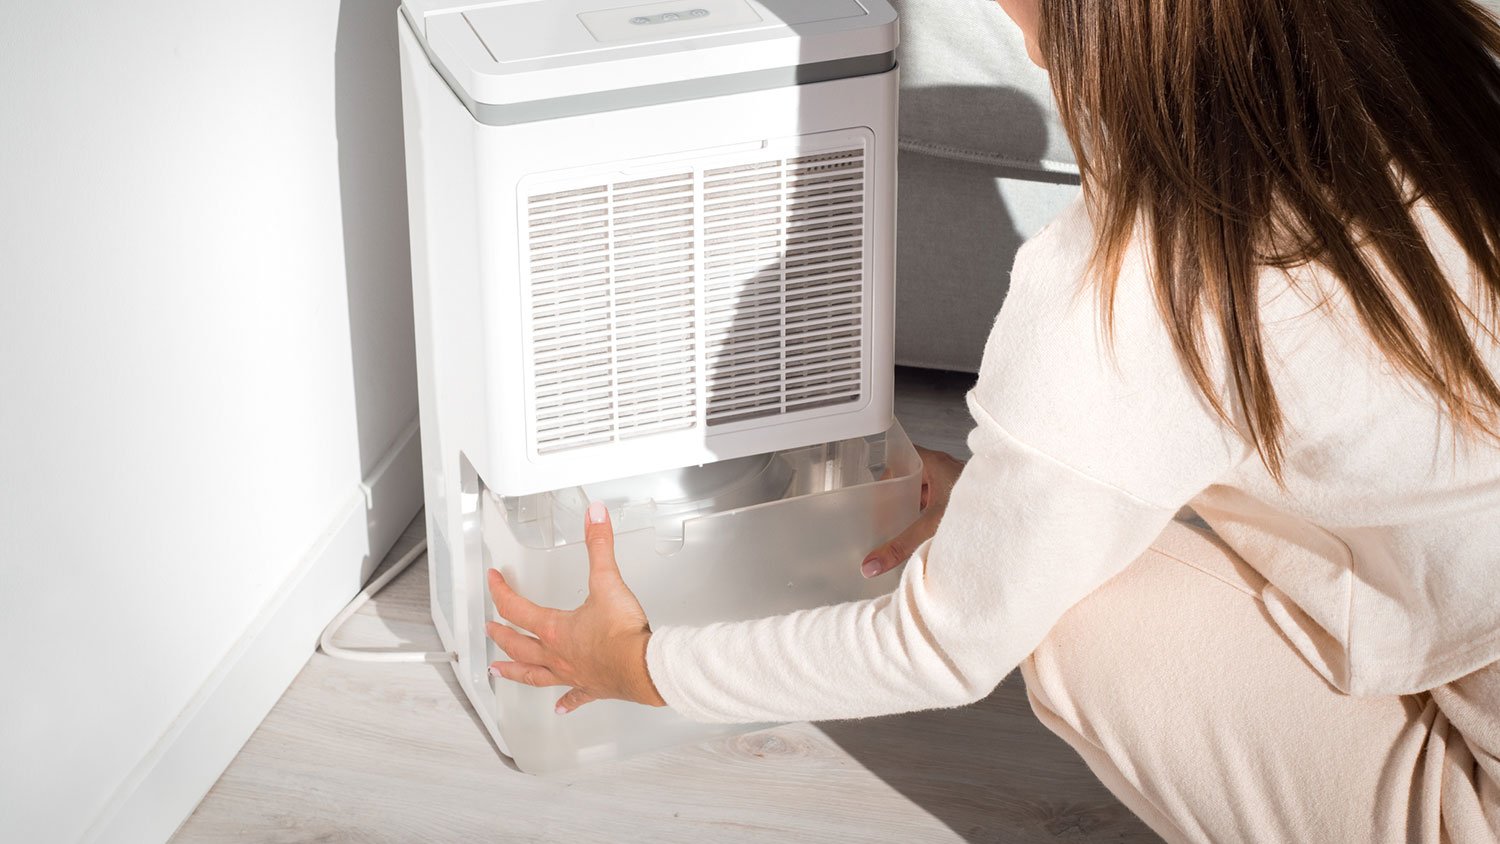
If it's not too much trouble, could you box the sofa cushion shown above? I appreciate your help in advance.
[891,0,1077,175]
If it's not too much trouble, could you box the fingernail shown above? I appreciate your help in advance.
[861,557,881,578]
[488,666,502,678]
[587,500,607,525]
[554,704,568,715]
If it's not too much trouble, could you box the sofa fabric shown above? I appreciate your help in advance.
[893,0,1075,173]
[891,0,1082,372]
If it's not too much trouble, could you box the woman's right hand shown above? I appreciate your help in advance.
[861,445,966,578]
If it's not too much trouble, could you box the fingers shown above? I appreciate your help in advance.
[914,446,936,508]
[486,621,547,665]
[488,661,563,688]
[487,568,550,634]
[861,512,938,578]
[583,501,621,590]
[554,688,597,715]
[911,444,965,511]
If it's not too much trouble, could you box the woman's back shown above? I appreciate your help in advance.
[971,191,1500,698]
[1224,201,1500,517]
[1207,202,1500,693]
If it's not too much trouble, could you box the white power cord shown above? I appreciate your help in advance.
[318,538,457,664]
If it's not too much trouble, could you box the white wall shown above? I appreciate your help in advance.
[0,1,418,841]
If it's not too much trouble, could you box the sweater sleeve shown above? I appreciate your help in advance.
[645,200,1247,723]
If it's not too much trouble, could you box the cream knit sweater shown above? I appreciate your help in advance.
[644,197,1500,723]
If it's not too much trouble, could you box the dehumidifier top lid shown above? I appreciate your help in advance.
[401,0,898,123]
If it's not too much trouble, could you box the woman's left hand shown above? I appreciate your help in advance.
[486,501,667,714]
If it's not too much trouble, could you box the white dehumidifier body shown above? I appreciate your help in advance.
[399,0,918,773]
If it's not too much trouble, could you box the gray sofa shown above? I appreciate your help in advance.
[891,0,1080,373]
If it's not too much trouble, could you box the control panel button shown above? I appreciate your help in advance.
[618,8,714,26]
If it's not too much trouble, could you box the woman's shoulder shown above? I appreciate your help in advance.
[1009,194,1097,301]
[974,197,1245,497]
[993,195,1177,363]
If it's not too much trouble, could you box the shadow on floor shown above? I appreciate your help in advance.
[818,676,1159,843]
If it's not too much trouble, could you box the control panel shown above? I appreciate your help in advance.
[579,0,763,43]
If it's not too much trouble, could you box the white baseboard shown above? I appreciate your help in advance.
[83,423,424,844]
[360,417,425,581]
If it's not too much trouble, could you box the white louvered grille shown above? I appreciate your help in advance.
[527,173,698,454]
[522,140,868,454]
[611,173,698,440]
[703,148,866,426]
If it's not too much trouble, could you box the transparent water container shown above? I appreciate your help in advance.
[471,420,922,773]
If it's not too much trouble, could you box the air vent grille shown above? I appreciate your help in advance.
[521,141,867,454]
[527,173,698,454]
[703,148,866,426]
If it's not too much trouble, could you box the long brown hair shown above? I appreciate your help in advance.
[1039,0,1500,477]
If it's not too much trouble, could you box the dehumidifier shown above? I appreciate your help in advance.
[398,0,918,773]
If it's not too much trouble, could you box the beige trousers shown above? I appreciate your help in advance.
[1022,521,1500,843]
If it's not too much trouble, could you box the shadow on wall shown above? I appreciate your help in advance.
[335,0,423,576]
[893,84,1081,373]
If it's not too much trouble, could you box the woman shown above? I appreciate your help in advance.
[484,0,1500,839]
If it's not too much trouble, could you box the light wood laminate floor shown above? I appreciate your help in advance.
[175,369,1158,844]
